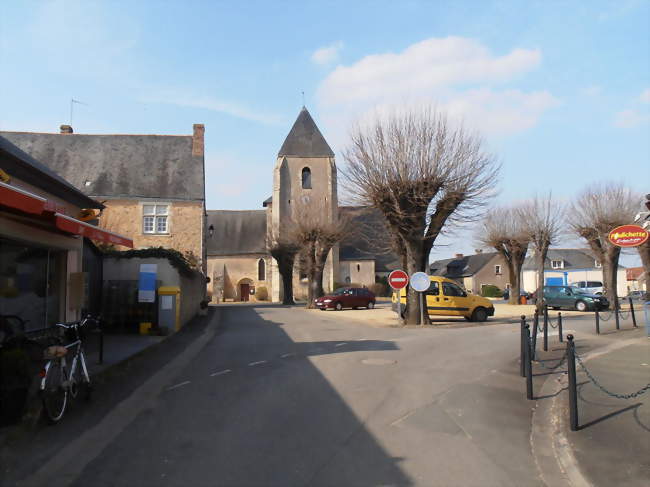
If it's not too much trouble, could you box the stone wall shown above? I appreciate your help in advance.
[98,199,204,260]
[339,260,375,287]
[207,254,271,302]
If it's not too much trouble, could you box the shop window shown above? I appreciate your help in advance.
[258,259,266,281]
[301,167,312,189]
[143,204,169,234]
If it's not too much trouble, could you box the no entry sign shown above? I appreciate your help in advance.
[388,270,409,290]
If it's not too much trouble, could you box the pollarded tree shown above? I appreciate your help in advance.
[477,206,529,305]
[568,183,640,309]
[289,202,350,309]
[344,108,499,324]
[519,194,564,311]
[268,234,300,305]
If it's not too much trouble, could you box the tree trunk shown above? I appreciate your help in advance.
[638,240,650,301]
[305,243,329,309]
[279,256,295,305]
[405,241,428,325]
[535,246,549,312]
[601,245,621,309]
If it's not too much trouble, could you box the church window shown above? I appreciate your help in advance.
[301,167,312,189]
[258,259,266,281]
[356,264,361,272]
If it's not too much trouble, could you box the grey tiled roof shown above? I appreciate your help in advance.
[521,248,621,270]
[278,108,334,158]
[206,210,267,256]
[0,135,102,209]
[0,131,204,201]
[430,252,497,278]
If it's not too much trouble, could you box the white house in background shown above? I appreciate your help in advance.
[521,249,627,297]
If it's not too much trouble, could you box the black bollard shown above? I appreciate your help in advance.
[595,310,600,334]
[520,315,526,378]
[629,297,637,328]
[543,305,549,352]
[566,335,578,431]
[532,311,539,360]
[525,324,533,400]
[558,312,563,342]
[98,325,104,365]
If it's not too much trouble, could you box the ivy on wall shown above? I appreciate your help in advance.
[101,246,198,277]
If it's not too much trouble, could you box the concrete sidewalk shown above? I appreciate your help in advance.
[529,318,648,487]
[83,331,165,376]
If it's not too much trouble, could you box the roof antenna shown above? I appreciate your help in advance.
[301,91,305,108]
[70,98,88,125]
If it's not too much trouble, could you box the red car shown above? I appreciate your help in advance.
[315,287,376,311]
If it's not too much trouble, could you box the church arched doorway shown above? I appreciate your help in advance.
[237,278,254,302]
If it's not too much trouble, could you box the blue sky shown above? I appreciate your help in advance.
[1,0,648,264]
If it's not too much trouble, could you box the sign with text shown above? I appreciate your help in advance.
[138,264,157,303]
[608,224,649,248]
[388,270,409,290]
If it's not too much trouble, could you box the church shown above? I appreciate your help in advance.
[206,108,397,302]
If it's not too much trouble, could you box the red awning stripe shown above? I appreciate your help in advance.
[54,213,133,248]
[1,181,133,248]
[0,181,47,215]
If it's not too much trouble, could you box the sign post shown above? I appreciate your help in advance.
[388,270,409,325]
[410,272,430,326]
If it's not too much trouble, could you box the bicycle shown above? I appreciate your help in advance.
[40,315,97,424]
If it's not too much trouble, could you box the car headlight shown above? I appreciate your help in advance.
[324,299,332,303]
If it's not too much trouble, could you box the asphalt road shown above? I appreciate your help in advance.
[3,305,556,487]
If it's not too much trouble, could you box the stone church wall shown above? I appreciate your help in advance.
[207,255,271,302]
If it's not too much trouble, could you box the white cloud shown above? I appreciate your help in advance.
[316,36,556,142]
[613,109,650,128]
[139,90,283,126]
[311,41,344,66]
[640,88,650,103]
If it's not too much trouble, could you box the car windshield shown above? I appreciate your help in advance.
[332,288,348,296]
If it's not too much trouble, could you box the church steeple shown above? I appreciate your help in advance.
[277,107,334,157]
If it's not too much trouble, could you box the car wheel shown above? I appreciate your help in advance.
[335,302,343,311]
[319,308,326,311]
[471,307,488,322]
[464,316,472,321]
[575,301,587,312]
[368,301,375,309]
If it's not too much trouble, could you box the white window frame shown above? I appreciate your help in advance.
[551,259,564,269]
[495,265,502,275]
[142,203,171,235]
[594,260,602,268]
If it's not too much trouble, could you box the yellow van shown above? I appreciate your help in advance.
[391,275,495,322]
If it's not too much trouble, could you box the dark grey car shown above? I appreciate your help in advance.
[543,286,609,311]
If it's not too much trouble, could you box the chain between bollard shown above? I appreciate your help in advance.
[598,310,614,321]
[574,351,650,399]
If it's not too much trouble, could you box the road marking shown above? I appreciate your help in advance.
[248,360,266,366]
[335,342,348,347]
[357,338,369,341]
[166,381,190,391]
[280,353,295,358]
[210,369,231,377]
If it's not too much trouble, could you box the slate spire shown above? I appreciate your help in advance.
[277,107,334,157]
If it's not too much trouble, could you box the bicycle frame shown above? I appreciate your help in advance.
[40,326,90,393]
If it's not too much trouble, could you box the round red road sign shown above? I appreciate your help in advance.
[388,270,409,290]
[608,224,649,247]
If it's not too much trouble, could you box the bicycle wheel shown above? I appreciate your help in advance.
[73,352,92,401]
[42,360,68,423]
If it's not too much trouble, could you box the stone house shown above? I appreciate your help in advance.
[430,252,511,294]
[206,108,397,302]
[0,124,206,271]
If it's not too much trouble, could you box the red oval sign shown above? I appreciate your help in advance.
[388,270,409,290]
[608,224,649,247]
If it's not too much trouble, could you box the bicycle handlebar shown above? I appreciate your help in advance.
[54,315,99,330]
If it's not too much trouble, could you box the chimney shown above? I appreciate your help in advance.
[455,253,464,259]
[60,124,73,134]
[192,123,205,156]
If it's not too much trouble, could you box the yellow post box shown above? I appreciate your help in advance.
[158,286,181,332]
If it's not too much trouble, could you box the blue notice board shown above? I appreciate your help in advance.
[138,264,157,303]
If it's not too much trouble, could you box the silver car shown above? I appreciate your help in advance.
[570,280,604,295]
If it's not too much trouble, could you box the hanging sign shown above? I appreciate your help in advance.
[608,224,649,248]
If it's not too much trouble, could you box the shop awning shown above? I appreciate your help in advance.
[0,181,133,248]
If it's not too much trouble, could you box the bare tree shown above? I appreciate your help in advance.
[636,194,650,301]
[268,235,300,305]
[568,183,640,308]
[344,108,499,324]
[519,194,564,311]
[477,206,529,304]
[289,202,350,308]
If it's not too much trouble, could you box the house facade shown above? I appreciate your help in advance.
[521,248,627,297]
[0,124,206,271]
[206,108,397,302]
[430,252,511,294]
[0,136,133,330]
